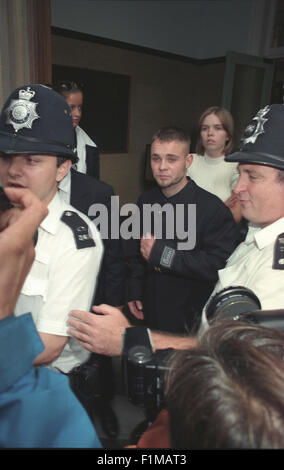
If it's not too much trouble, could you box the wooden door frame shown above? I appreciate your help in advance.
[27,0,52,85]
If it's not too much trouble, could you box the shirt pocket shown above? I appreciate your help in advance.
[218,261,249,289]
[20,249,50,301]
[21,276,48,301]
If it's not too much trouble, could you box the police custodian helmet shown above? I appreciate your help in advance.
[225,104,284,171]
[0,84,77,163]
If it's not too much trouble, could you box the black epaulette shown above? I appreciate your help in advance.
[61,210,96,249]
[273,232,284,270]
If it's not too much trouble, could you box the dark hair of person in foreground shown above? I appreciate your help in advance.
[165,319,284,449]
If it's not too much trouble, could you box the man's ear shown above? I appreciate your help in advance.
[186,154,193,169]
[56,159,72,183]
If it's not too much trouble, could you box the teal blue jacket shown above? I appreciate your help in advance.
[0,313,101,448]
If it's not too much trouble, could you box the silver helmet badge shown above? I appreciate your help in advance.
[5,87,39,132]
[241,105,270,147]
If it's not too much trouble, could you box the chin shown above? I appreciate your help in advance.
[157,180,170,188]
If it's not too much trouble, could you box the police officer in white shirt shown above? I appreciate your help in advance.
[67,104,284,356]
[200,103,284,328]
[0,84,103,373]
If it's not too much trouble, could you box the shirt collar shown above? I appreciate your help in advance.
[250,217,284,249]
[75,125,97,147]
[40,191,64,235]
[58,170,71,195]
[203,153,225,165]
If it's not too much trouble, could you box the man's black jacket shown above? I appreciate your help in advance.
[70,169,125,306]
[127,179,238,333]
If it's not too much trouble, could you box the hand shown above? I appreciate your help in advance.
[128,300,144,320]
[140,233,156,261]
[68,304,131,356]
[225,192,238,209]
[0,187,48,319]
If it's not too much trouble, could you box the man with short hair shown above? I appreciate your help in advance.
[127,126,237,334]
[0,84,103,373]
[67,104,284,357]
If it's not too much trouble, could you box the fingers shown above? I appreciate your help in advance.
[67,312,95,351]
[92,304,123,316]
[68,309,96,330]
[68,304,130,356]
[128,300,144,320]
[8,187,48,228]
[0,188,48,244]
[136,300,143,310]
[142,232,152,240]
[68,330,94,353]
[68,313,92,332]
[67,325,91,347]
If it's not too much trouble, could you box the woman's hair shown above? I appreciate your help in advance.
[165,319,284,449]
[195,106,234,156]
[53,81,83,99]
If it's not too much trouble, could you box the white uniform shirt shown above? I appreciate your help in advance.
[58,171,71,204]
[74,125,97,174]
[14,191,103,373]
[201,217,284,328]
[187,154,239,202]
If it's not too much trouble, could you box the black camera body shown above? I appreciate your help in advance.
[122,287,284,414]
[122,326,173,411]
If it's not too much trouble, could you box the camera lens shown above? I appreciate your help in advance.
[206,286,261,321]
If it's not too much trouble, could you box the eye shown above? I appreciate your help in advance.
[26,156,38,165]
[248,174,257,181]
[0,153,10,161]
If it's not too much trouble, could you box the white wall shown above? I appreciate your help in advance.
[51,0,257,60]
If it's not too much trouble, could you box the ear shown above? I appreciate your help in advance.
[56,159,72,183]
[185,153,193,169]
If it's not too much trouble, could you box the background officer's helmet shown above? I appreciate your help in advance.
[226,104,284,171]
[0,84,77,163]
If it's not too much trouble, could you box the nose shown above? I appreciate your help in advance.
[74,107,80,117]
[234,174,246,194]
[7,157,23,178]
[73,106,81,118]
[159,158,168,171]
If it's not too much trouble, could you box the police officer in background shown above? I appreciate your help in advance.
[0,85,103,399]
